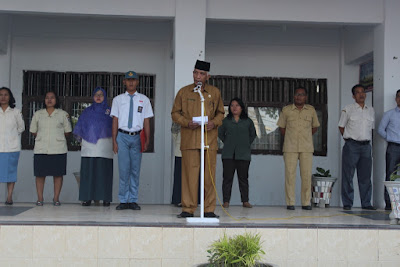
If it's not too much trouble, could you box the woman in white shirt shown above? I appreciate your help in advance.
[73,87,113,206]
[0,87,25,205]
[30,91,72,206]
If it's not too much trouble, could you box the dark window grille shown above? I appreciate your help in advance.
[209,76,328,156]
[22,71,156,152]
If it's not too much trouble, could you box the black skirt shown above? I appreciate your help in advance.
[34,154,67,177]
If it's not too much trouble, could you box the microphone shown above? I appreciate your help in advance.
[194,82,202,92]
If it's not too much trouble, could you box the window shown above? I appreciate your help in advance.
[22,71,156,152]
[209,76,327,156]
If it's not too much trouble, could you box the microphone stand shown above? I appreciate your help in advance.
[187,84,219,224]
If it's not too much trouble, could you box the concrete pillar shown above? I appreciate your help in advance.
[173,0,206,95]
[373,0,400,208]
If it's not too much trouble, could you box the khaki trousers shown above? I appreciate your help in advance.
[283,152,313,206]
[181,149,217,214]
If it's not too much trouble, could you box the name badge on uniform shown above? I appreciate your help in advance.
[137,106,143,113]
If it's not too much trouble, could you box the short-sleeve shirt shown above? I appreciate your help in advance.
[110,91,154,132]
[338,103,374,141]
[29,109,72,154]
[0,107,25,152]
[277,104,320,153]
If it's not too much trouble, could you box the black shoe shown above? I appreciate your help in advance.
[177,212,193,218]
[103,201,110,207]
[116,203,129,210]
[362,206,377,210]
[5,200,13,205]
[204,212,219,218]
[385,205,392,211]
[129,202,141,210]
[287,205,295,210]
[82,201,91,206]
[302,205,312,210]
[343,206,351,210]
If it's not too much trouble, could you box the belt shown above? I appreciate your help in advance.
[118,129,141,136]
[345,138,370,145]
[388,142,400,147]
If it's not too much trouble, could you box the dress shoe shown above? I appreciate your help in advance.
[103,201,110,207]
[287,205,295,210]
[302,205,312,210]
[129,202,141,210]
[222,202,229,208]
[204,212,219,218]
[177,212,193,218]
[343,206,351,210]
[82,201,91,206]
[5,200,13,205]
[242,202,252,208]
[116,203,129,210]
[362,206,377,210]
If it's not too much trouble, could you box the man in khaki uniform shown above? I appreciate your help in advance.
[277,87,320,210]
[171,60,224,218]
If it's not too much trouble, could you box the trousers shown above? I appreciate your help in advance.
[222,159,250,203]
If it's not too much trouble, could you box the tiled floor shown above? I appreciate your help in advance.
[0,203,398,229]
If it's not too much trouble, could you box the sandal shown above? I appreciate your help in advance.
[36,201,44,206]
[5,200,13,205]
[53,200,61,206]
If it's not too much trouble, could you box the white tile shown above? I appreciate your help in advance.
[0,258,33,267]
[0,226,33,258]
[193,228,224,262]
[317,229,348,261]
[64,226,98,259]
[257,228,287,261]
[130,259,162,267]
[98,226,130,259]
[287,229,318,260]
[58,259,97,267]
[130,227,162,259]
[162,228,193,259]
[98,258,130,267]
[347,230,378,261]
[347,261,379,267]
[378,230,400,261]
[33,226,66,258]
[161,258,192,267]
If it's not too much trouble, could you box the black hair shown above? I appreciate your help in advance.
[227,97,248,119]
[43,91,60,109]
[351,84,366,95]
[0,87,16,108]
[294,87,308,96]
[396,89,400,96]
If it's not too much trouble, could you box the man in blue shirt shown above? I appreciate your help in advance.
[378,89,400,210]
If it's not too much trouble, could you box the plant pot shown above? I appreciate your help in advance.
[311,175,337,208]
[384,181,400,225]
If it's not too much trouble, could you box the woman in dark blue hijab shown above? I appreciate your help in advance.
[73,87,113,206]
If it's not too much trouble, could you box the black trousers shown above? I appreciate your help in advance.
[385,143,400,207]
[222,159,250,203]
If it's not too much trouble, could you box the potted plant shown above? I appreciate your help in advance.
[384,163,400,225]
[311,167,337,208]
[198,232,273,267]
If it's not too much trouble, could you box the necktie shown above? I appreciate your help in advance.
[128,94,134,129]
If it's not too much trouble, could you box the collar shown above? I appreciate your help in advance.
[395,106,400,112]
[290,104,309,110]
[354,102,369,109]
[0,106,11,113]
[125,91,138,96]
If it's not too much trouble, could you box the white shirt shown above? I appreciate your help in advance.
[110,91,154,132]
[30,109,72,154]
[0,107,25,152]
[338,103,375,141]
[81,138,113,159]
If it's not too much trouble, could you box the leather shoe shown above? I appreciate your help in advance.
[287,205,295,210]
[204,212,219,218]
[242,202,252,208]
[116,203,129,210]
[5,200,13,205]
[129,202,141,210]
[302,205,312,210]
[362,206,377,210]
[343,206,351,210]
[177,212,193,218]
[222,202,229,208]
[82,201,91,206]
[103,201,110,207]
